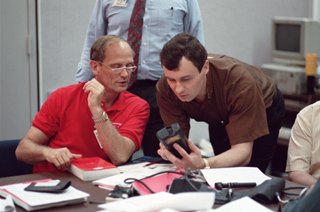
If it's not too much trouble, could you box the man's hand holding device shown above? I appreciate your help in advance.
[156,123,205,170]
[156,123,190,159]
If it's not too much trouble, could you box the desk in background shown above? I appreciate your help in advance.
[0,171,304,212]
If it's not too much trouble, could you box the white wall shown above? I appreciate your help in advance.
[38,0,96,105]
[200,0,312,67]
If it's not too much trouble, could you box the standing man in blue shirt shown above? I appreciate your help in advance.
[76,0,204,157]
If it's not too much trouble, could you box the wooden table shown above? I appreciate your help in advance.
[0,171,303,212]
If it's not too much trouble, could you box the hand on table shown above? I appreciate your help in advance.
[43,147,82,169]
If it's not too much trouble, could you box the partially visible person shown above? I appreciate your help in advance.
[286,100,320,187]
[76,0,204,157]
[156,32,286,173]
[282,179,319,212]
[16,35,150,173]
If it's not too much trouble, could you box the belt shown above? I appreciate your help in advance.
[134,80,158,86]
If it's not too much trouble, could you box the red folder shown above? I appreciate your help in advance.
[132,169,184,195]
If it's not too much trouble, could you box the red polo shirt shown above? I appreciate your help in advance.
[32,82,150,173]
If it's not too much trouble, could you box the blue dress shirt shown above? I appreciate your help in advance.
[76,0,204,82]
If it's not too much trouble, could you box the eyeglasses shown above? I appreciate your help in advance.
[99,62,136,74]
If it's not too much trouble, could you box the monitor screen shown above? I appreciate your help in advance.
[275,24,300,53]
[272,16,320,65]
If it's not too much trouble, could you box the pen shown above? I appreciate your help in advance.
[143,159,165,167]
[215,182,257,190]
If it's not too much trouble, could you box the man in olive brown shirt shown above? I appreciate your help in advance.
[156,32,285,173]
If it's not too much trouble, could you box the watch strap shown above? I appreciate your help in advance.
[92,111,108,123]
[203,158,210,169]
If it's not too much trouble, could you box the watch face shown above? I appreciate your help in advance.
[103,112,108,120]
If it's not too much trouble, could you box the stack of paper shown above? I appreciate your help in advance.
[0,195,15,212]
[98,192,215,212]
[213,196,273,212]
[0,180,89,211]
[200,167,271,188]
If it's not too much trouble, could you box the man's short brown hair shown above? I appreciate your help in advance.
[160,32,207,72]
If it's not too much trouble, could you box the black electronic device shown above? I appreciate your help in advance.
[156,123,190,159]
[24,181,71,193]
[106,185,133,202]
[214,182,257,190]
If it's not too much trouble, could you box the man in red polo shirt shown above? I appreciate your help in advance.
[16,35,150,173]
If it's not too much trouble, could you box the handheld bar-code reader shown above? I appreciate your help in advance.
[156,123,191,159]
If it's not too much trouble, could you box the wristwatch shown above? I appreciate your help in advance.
[203,158,210,169]
[92,111,109,123]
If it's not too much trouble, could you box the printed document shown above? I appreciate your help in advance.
[98,191,215,212]
[201,167,271,188]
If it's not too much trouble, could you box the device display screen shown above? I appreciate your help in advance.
[165,134,181,145]
[275,24,300,52]
[156,123,190,159]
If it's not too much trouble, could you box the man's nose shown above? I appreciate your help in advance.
[175,82,184,93]
[119,68,129,77]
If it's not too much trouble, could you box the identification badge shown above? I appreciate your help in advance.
[112,0,128,7]
[94,129,103,149]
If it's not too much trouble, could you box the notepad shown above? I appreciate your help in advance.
[0,179,89,211]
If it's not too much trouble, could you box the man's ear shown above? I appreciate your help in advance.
[90,60,99,76]
[203,60,209,75]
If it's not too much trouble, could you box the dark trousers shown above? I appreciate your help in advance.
[127,80,164,157]
[208,87,286,173]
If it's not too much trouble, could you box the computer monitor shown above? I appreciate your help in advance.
[272,16,320,65]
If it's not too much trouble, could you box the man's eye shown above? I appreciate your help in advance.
[181,78,190,82]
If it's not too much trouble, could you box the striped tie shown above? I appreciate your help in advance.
[127,0,146,87]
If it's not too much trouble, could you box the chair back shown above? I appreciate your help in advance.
[0,139,33,178]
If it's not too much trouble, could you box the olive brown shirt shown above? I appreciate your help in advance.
[156,54,277,146]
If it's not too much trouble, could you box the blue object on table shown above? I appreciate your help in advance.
[126,156,171,165]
